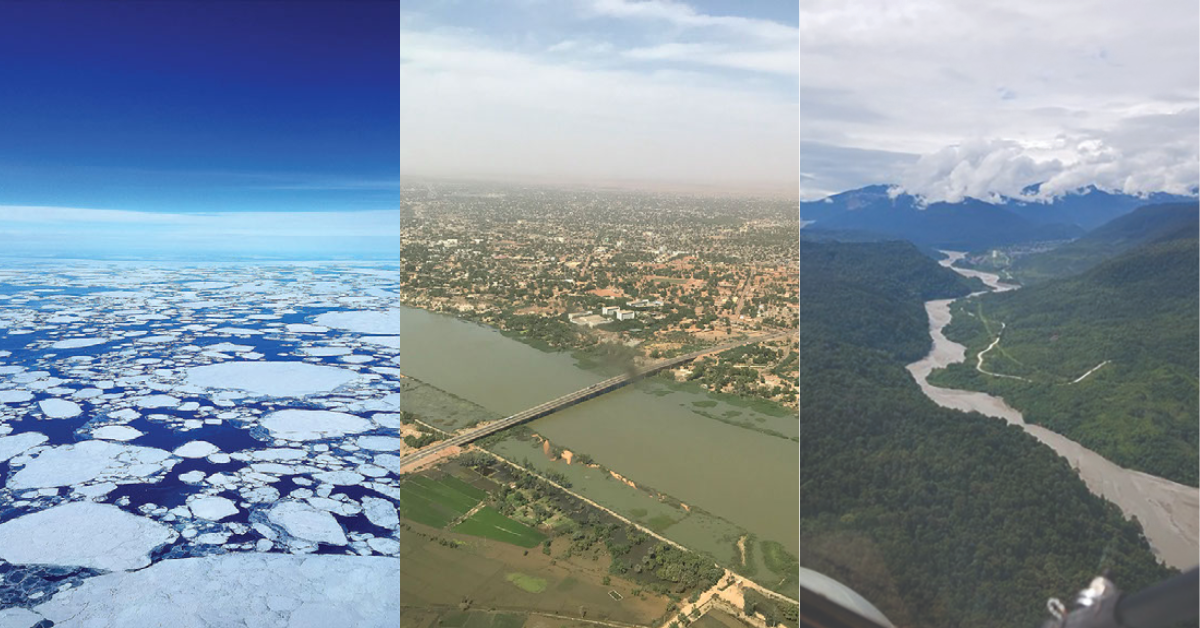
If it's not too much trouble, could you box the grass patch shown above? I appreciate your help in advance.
[505,572,549,593]
[629,508,649,519]
[454,506,547,548]
[760,540,799,581]
[647,514,677,532]
[492,614,526,628]
[691,400,718,408]
[399,473,486,528]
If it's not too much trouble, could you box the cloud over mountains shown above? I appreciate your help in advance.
[800,0,1199,201]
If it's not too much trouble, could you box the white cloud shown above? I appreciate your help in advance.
[897,110,1200,202]
[801,0,1199,198]
[623,42,796,75]
[586,0,797,42]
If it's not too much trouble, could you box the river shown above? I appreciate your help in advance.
[907,252,1200,569]
[399,305,799,561]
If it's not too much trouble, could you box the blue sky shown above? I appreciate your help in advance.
[400,0,799,195]
[0,1,398,259]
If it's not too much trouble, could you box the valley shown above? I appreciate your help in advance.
[909,252,1200,569]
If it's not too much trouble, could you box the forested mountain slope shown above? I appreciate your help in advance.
[1007,202,1199,283]
[931,233,1200,485]
[799,186,1081,250]
[799,240,1174,628]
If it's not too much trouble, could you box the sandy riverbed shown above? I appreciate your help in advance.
[906,253,1199,569]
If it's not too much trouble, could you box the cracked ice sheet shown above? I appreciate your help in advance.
[184,361,362,397]
[313,309,399,335]
[32,554,399,628]
[6,440,176,490]
[0,502,176,571]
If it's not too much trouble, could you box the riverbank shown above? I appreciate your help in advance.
[906,252,1199,569]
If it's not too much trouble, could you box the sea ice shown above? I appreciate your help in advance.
[49,338,107,350]
[360,496,399,529]
[91,425,144,441]
[32,554,398,628]
[0,502,176,571]
[0,432,48,462]
[38,398,82,419]
[186,361,360,397]
[187,495,238,521]
[287,323,329,333]
[261,410,372,441]
[0,607,43,628]
[313,310,399,335]
[267,501,348,546]
[355,436,405,451]
[8,440,175,490]
[174,441,220,459]
[134,394,181,409]
[0,391,33,404]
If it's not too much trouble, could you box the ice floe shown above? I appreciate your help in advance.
[260,409,372,441]
[91,425,144,441]
[173,441,220,458]
[267,501,348,546]
[0,432,47,463]
[38,398,81,419]
[185,361,361,397]
[30,554,398,628]
[0,502,176,571]
[7,440,176,490]
[187,495,239,521]
[49,338,107,350]
[313,309,399,335]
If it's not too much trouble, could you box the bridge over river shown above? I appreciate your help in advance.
[396,331,792,470]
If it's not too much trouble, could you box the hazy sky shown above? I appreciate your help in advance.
[801,0,1200,201]
[0,1,399,259]
[400,0,799,195]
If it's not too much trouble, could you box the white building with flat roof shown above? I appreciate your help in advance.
[615,310,635,321]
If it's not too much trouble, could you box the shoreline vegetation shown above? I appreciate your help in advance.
[401,373,799,598]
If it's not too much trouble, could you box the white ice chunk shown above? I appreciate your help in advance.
[312,470,364,486]
[50,338,107,350]
[32,554,398,627]
[186,361,360,397]
[0,502,176,571]
[367,537,400,555]
[187,495,238,521]
[261,410,371,442]
[8,440,174,489]
[314,310,399,335]
[287,324,329,333]
[0,391,33,404]
[0,432,48,462]
[361,496,399,530]
[267,501,348,546]
[92,425,144,441]
[354,436,404,451]
[174,441,220,459]
[134,394,181,409]
[38,398,82,419]
[0,607,44,628]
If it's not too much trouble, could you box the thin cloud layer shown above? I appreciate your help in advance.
[400,1,798,194]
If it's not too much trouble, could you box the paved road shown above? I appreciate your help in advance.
[397,331,792,470]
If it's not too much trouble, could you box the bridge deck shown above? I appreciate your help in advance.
[396,331,791,469]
